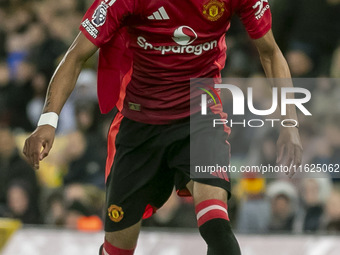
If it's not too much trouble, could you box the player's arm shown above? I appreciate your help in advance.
[253,30,290,78]
[253,30,302,176]
[23,32,98,169]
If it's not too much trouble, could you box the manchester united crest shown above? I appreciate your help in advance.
[202,0,225,21]
[108,205,124,222]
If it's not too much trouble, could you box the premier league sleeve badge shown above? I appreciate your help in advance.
[92,2,108,27]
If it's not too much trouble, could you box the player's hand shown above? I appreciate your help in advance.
[23,125,56,170]
[276,127,302,178]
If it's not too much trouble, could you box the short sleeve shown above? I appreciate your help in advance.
[236,0,272,39]
[80,0,135,47]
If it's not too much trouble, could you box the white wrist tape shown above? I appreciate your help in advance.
[37,112,59,129]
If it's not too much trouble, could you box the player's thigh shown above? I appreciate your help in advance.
[192,181,228,205]
[105,220,142,249]
[104,115,172,234]
[186,180,194,195]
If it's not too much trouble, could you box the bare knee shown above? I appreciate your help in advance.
[193,181,228,205]
[105,221,141,249]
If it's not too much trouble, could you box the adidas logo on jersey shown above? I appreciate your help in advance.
[147,7,170,20]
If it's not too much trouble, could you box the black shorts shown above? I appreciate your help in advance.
[104,109,231,232]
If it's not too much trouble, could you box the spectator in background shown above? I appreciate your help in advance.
[272,0,340,77]
[0,63,11,126]
[305,116,340,182]
[266,181,298,232]
[0,0,90,133]
[310,80,340,118]
[74,101,99,134]
[296,117,318,165]
[4,5,34,78]
[64,200,92,230]
[44,189,65,226]
[221,16,261,77]
[331,46,340,77]
[27,23,67,79]
[26,72,48,127]
[73,69,98,103]
[323,116,340,178]
[322,188,340,232]
[0,127,40,223]
[236,174,270,233]
[295,178,332,232]
[43,183,105,228]
[63,103,106,190]
[0,17,6,60]
[63,183,105,218]
[64,199,103,231]
[63,183,104,231]
[5,180,41,224]
[249,129,279,169]
[3,61,34,131]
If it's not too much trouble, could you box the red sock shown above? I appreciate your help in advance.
[102,240,135,255]
[195,199,229,227]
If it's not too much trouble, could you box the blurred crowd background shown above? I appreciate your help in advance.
[0,0,340,236]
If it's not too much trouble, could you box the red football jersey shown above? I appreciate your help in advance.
[80,0,272,124]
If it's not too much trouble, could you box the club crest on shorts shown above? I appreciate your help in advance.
[202,0,225,21]
[108,205,124,222]
[92,2,108,27]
